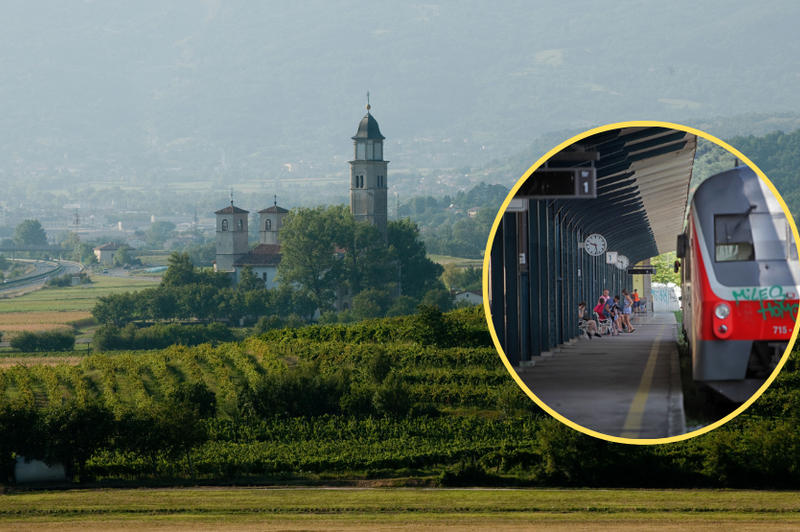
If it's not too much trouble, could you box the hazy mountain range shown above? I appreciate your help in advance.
[1,0,799,187]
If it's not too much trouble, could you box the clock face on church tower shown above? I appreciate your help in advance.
[584,234,607,256]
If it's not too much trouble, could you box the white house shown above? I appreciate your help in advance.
[93,242,128,264]
[454,290,483,305]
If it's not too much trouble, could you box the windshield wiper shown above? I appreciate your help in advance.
[728,204,757,240]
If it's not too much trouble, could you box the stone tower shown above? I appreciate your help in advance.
[349,103,388,242]
[214,202,249,271]
[258,196,289,245]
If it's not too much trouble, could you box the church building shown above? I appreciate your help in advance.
[214,197,287,289]
[215,103,389,294]
[350,102,388,242]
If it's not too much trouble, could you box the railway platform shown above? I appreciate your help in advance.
[516,311,686,440]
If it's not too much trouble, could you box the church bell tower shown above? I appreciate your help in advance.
[214,195,249,272]
[349,99,388,242]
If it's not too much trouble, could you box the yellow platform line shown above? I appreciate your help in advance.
[620,324,666,438]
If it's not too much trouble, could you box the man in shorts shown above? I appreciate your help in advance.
[633,289,642,313]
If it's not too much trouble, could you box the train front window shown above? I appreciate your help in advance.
[715,212,798,262]
[750,213,797,261]
[714,213,754,262]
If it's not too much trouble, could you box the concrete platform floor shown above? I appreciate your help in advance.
[517,312,686,440]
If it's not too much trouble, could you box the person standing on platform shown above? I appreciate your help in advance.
[621,288,636,332]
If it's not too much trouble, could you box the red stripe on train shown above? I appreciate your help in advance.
[691,217,798,342]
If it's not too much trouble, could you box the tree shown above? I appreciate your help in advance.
[236,264,264,292]
[13,219,47,246]
[277,205,347,312]
[351,289,394,320]
[442,263,482,291]
[162,252,198,286]
[113,246,135,266]
[184,242,216,267]
[0,403,38,483]
[341,217,393,295]
[388,219,445,299]
[386,295,418,317]
[421,287,455,312]
[93,292,136,326]
[137,287,178,321]
[145,221,176,248]
[651,252,681,285]
[37,401,115,482]
[71,241,97,264]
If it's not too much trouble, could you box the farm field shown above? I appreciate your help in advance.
[0,275,159,341]
[428,254,484,268]
[1,308,799,498]
[2,488,800,531]
[0,275,158,314]
[135,251,172,267]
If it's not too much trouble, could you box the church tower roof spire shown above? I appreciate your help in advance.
[353,93,384,140]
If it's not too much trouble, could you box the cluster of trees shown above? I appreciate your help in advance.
[46,272,91,288]
[0,382,215,483]
[441,264,482,292]
[727,129,800,227]
[9,330,75,352]
[90,205,447,329]
[277,205,445,315]
[92,254,315,327]
[11,219,47,247]
[93,322,236,351]
[401,182,509,259]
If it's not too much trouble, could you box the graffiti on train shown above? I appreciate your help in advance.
[732,285,798,321]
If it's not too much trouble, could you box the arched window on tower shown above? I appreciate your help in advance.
[221,219,228,231]
[266,219,272,231]
[237,219,243,231]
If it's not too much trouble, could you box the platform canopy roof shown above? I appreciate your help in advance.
[520,127,697,265]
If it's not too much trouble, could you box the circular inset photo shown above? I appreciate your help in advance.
[483,121,800,444]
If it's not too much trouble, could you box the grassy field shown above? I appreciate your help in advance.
[0,275,159,341]
[135,251,172,267]
[0,275,159,314]
[428,254,483,268]
[1,488,799,531]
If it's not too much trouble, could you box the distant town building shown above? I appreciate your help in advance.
[126,237,147,249]
[40,220,71,229]
[164,235,196,250]
[118,221,151,231]
[93,242,128,264]
[151,214,194,225]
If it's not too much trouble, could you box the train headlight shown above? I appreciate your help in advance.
[714,303,731,319]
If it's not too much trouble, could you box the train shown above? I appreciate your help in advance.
[676,165,800,401]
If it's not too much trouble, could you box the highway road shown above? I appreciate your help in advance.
[0,259,83,294]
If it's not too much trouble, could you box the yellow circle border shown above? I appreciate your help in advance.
[480,120,800,445]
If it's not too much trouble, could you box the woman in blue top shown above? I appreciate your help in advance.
[621,288,636,332]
